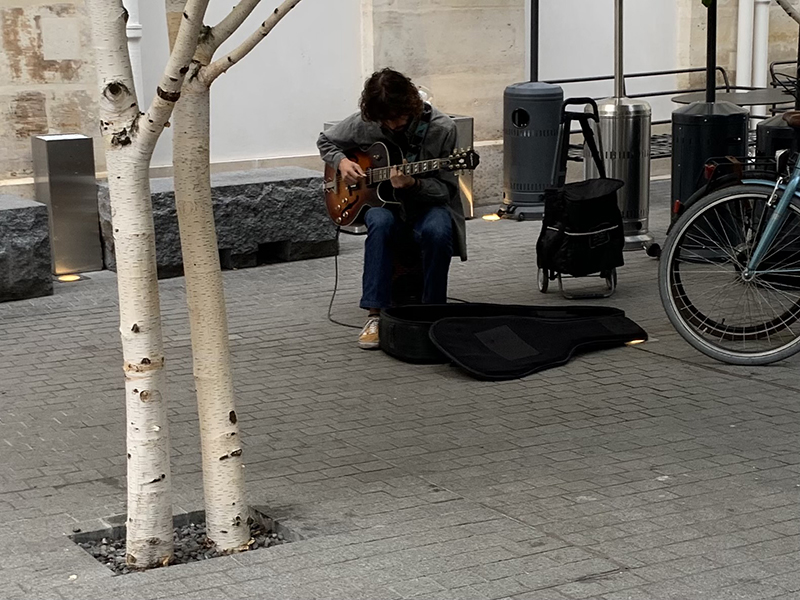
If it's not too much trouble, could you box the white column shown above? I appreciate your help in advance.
[751,0,771,117]
[122,0,144,105]
[736,0,754,88]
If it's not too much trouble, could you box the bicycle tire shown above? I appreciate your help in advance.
[659,184,800,365]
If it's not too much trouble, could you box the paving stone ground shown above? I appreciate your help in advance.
[1,180,799,600]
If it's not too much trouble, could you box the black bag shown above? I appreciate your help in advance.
[537,104,625,277]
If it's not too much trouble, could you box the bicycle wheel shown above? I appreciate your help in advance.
[659,184,800,365]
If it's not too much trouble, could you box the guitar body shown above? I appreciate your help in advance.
[323,142,400,227]
[322,141,479,226]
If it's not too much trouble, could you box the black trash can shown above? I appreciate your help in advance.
[502,82,563,220]
[671,101,748,207]
[756,113,797,158]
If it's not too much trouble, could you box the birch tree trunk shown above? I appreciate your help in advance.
[86,0,209,568]
[166,0,303,551]
[173,81,249,550]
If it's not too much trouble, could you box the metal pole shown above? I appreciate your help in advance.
[795,24,800,109]
[530,0,539,82]
[614,0,624,98]
[706,0,717,103]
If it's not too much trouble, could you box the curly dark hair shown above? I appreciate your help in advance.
[359,68,424,124]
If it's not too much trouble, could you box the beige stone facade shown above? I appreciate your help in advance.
[367,0,525,142]
[2,1,800,206]
[679,0,800,88]
[365,0,523,205]
[0,2,99,190]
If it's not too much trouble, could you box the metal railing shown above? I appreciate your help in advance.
[544,66,733,126]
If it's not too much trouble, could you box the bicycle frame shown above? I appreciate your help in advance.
[742,170,800,279]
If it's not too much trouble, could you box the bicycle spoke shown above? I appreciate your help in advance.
[660,187,800,363]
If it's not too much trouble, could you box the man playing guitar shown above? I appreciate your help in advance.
[317,68,467,349]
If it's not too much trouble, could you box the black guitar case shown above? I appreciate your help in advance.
[429,314,647,381]
[379,303,631,364]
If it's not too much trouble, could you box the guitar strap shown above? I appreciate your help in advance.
[405,102,432,163]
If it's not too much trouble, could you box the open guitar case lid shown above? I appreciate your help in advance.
[379,303,647,381]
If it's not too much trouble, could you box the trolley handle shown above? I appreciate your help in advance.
[561,98,600,122]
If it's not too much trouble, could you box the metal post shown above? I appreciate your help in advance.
[614,0,624,98]
[706,0,717,103]
[530,0,539,82]
[795,25,800,109]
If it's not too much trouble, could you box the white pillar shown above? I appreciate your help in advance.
[122,0,144,105]
[736,0,754,88]
[752,0,771,117]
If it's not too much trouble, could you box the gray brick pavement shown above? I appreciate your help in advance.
[1,180,799,599]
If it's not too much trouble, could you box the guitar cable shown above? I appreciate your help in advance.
[327,227,362,329]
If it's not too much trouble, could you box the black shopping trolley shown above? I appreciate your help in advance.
[536,98,625,299]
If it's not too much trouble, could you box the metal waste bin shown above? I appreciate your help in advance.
[31,134,103,275]
[756,113,797,158]
[671,102,748,205]
[670,0,749,210]
[502,82,563,220]
[584,98,654,251]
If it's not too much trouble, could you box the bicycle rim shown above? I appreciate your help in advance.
[660,187,800,365]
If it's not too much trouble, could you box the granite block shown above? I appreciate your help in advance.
[97,167,337,278]
[0,195,53,302]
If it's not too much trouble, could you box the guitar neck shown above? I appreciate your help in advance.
[369,158,445,183]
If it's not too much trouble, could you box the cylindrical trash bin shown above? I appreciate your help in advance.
[671,102,749,208]
[584,98,654,251]
[502,82,563,220]
[756,113,797,158]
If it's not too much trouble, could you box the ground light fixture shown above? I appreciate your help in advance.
[55,274,85,283]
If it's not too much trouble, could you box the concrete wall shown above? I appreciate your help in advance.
[140,1,363,171]
[0,2,100,186]
[368,0,525,142]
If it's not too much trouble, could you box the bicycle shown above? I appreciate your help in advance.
[659,113,800,365]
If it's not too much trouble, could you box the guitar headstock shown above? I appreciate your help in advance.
[445,148,480,171]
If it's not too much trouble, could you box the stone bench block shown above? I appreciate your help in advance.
[0,195,53,302]
[97,167,337,278]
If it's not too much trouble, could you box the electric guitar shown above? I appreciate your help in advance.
[323,141,480,226]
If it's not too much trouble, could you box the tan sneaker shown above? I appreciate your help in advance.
[358,316,380,350]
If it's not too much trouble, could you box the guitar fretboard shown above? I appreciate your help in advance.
[369,159,443,183]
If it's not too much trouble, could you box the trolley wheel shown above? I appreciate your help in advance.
[517,213,526,222]
[604,269,617,291]
[537,268,549,293]
[646,242,662,259]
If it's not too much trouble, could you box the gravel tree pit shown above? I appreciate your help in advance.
[70,508,290,574]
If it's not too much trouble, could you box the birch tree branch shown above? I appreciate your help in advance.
[201,0,302,85]
[776,0,800,25]
[208,0,263,51]
[138,0,210,153]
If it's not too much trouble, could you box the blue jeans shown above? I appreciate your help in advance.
[360,206,453,310]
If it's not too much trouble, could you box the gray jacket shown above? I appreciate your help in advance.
[317,105,467,261]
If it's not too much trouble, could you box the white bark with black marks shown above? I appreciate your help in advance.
[167,0,304,551]
[86,0,210,569]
